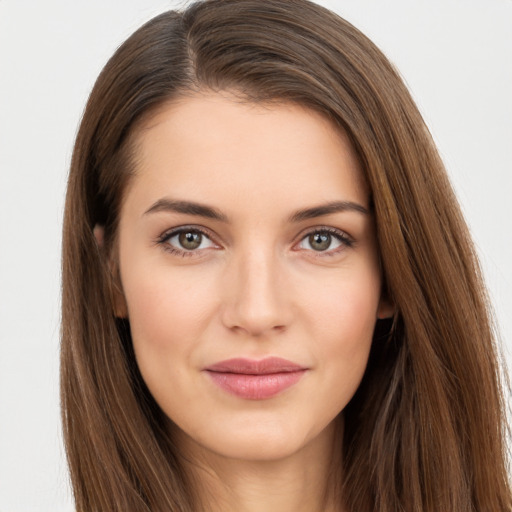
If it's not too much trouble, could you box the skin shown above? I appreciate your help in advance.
[110,92,392,511]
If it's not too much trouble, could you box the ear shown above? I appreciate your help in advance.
[93,224,129,319]
[376,295,395,320]
[93,224,105,247]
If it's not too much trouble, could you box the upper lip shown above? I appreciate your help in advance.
[204,357,306,375]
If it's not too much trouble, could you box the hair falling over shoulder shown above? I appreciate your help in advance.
[61,0,511,510]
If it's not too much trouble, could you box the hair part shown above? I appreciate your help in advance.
[61,1,511,510]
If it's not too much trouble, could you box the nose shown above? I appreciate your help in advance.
[221,246,291,337]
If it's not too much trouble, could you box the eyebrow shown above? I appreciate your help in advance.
[288,200,370,222]
[144,198,229,222]
[143,198,369,223]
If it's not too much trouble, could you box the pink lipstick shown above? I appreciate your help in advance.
[204,357,307,400]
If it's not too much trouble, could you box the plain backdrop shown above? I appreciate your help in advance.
[0,1,511,510]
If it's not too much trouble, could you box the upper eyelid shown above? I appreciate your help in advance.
[293,227,355,257]
[156,224,353,249]
[155,226,219,257]
[157,225,216,243]
[295,225,353,242]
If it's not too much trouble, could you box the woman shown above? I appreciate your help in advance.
[61,0,511,510]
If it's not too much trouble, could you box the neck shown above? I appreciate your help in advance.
[176,417,345,512]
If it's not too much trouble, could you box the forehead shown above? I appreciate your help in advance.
[124,92,368,216]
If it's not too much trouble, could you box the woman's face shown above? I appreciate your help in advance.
[115,92,390,462]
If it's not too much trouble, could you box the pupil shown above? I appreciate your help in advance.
[179,231,202,250]
[310,232,331,251]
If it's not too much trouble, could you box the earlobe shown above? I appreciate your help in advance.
[112,292,129,319]
[93,224,129,319]
[93,224,105,247]
[377,297,395,320]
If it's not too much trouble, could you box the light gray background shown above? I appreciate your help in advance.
[1,1,511,510]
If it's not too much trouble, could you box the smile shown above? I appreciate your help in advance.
[204,357,308,400]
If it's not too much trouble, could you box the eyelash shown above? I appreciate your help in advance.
[155,225,354,258]
[155,225,216,258]
[298,227,354,257]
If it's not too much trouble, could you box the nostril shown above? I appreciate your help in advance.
[220,256,292,336]
[228,322,287,337]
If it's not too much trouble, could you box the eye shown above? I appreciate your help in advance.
[296,228,353,253]
[158,227,216,255]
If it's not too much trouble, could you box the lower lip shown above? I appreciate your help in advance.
[205,370,306,400]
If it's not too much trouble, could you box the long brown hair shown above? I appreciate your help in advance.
[61,0,511,510]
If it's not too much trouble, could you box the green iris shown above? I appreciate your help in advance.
[179,231,202,250]
[309,232,331,251]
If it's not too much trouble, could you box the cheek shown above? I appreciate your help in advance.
[121,263,217,375]
[305,263,380,336]
[301,266,381,398]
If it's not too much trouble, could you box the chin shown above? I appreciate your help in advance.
[172,411,338,464]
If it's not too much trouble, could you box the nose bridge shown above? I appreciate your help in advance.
[222,240,289,336]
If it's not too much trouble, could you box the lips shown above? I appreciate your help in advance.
[203,357,307,400]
